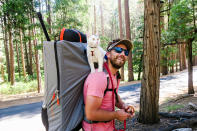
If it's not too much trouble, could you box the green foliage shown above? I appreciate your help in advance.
[52,0,88,37]
[193,41,197,56]
[168,0,194,40]
[162,0,197,43]
[132,40,143,73]
[1,0,32,29]
[0,79,43,95]
[100,36,110,50]
[160,0,197,69]
[132,15,144,73]
[164,104,184,112]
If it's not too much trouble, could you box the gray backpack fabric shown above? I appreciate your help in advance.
[42,40,90,131]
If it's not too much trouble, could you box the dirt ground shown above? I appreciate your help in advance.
[0,92,44,109]
[115,93,197,131]
[1,92,197,131]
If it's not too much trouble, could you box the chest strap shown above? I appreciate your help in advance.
[104,77,119,103]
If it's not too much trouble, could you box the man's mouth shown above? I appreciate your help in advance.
[117,56,125,62]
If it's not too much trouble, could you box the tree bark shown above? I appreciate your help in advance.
[118,0,124,81]
[1,65,5,82]
[100,1,104,36]
[15,42,21,78]
[32,15,42,93]
[23,30,30,76]
[182,44,187,69]
[8,21,15,85]
[138,0,160,124]
[187,40,194,94]
[29,15,33,76]
[137,54,143,80]
[3,15,10,81]
[46,0,52,35]
[178,44,183,71]
[193,56,197,66]
[169,54,172,73]
[20,28,26,77]
[124,0,134,81]
[161,48,168,75]
[94,4,96,34]
[175,45,178,72]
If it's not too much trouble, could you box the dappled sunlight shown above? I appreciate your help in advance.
[119,66,197,107]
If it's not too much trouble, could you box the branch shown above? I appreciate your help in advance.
[160,8,171,13]
[163,42,186,47]
[159,112,197,119]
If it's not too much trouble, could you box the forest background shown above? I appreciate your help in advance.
[0,0,196,97]
[0,0,197,127]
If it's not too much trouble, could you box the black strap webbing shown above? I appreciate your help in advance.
[54,41,60,96]
[104,77,119,103]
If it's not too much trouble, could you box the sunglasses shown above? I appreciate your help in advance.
[112,47,129,56]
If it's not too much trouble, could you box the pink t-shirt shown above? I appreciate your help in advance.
[83,71,120,131]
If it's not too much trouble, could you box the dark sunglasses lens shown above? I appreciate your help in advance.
[114,47,122,53]
[124,50,129,56]
[114,47,129,56]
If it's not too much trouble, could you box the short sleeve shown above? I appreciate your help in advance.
[86,72,107,98]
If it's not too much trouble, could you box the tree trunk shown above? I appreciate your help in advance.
[193,56,197,66]
[23,30,30,76]
[94,4,96,34]
[161,48,168,75]
[20,28,26,77]
[46,0,52,35]
[170,52,175,73]
[3,15,10,81]
[175,45,179,72]
[182,44,187,69]
[118,0,124,81]
[170,53,173,73]
[124,0,134,81]
[8,23,15,85]
[29,17,33,76]
[15,42,21,78]
[187,40,194,94]
[32,15,42,93]
[1,65,5,82]
[178,44,183,71]
[100,1,104,36]
[138,54,143,80]
[138,0,160,124]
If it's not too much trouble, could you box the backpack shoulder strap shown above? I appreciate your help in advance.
[60,28,66,40]
[104,77,109,96]
[103,69,119,103]
[72,29,82,42]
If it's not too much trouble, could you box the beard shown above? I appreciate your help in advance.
[110,56,126,69]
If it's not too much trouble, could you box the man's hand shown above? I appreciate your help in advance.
[124,105,135,116]
[115,109,132,121]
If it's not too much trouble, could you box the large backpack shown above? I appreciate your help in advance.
[42,40,90,131]
[41,28,89,131]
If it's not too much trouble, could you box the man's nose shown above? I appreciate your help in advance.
[119,51,126,56]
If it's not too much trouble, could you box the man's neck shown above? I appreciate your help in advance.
[107,61,118,75]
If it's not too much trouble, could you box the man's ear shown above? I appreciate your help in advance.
[106,52,110,59]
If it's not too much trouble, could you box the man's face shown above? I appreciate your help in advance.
[107,44,128,69]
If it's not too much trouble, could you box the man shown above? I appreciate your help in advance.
[83,39,135,131]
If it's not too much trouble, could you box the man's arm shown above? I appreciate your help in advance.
[115,94,126,109]
[115,94,135,115]
[85,95,131,122]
